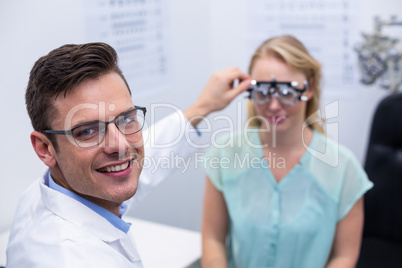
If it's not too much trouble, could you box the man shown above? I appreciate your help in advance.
[6,42,250,267]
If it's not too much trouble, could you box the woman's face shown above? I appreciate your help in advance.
[250,55,313,135]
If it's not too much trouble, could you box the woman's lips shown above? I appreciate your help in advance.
[267,116,287,124]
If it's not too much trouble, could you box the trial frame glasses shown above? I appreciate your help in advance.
[42,106,147,148]
[247,76,309,106]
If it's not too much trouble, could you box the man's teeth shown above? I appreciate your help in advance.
[99,162,130,173]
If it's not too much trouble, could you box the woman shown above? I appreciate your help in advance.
[202,35,373,268]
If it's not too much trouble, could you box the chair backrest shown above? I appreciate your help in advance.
[363,92,402,242]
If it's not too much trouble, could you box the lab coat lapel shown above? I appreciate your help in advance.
[39,178,141,262]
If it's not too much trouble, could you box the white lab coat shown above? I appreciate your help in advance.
[6,111,203,267]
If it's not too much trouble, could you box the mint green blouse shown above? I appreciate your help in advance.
[203,128,373,268]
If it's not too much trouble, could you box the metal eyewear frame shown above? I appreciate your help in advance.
[42,105,147,148]
[247,77,309,106]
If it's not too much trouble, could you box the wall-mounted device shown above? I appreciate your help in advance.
[355,16,402,92]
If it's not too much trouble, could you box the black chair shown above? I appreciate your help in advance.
[357,93,402,267]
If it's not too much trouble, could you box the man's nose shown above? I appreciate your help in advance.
[103,123,129,154]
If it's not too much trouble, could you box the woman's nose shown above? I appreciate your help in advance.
[267,94,282,111]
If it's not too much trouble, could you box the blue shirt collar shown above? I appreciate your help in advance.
[45,170,131,233]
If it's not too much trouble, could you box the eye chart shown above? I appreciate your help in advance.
[84,0,171,98]
[245,0,360,97]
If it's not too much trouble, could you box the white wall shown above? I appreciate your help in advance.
[1,0,401,234]
[0,0,85,233]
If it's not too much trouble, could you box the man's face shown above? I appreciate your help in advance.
[49,72,144,213]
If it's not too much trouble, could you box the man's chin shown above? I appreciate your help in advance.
[124,186,138,200]
[104,188,137,206]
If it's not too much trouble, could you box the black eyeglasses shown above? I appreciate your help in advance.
[43,106,147,148]
[247,77,309,106]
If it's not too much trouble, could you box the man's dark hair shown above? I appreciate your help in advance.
[25,42,131,148]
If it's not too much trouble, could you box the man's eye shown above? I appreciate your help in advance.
[121,117,134,124]
[120,114,138,125]
[79,128,95,136]
[74,126,99,140]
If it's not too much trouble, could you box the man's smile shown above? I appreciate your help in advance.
[97,160,131,173]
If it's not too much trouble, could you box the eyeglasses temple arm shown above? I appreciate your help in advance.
[42,130,71,135]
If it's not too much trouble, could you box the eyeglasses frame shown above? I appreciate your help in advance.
[247,77,309,106]
[42,105,147,148]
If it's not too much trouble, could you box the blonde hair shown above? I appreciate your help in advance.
[247,35,324,133]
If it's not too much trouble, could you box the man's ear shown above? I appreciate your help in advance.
[31,131,57,167]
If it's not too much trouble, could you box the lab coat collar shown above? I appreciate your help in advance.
[39,174,140,262]
[46,171,131,233]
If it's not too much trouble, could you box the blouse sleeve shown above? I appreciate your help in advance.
[337,151,374,220]
[203,145,224,191]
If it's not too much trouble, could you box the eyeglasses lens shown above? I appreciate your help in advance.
[116,109,144,135]
[72,123,104,147]
[252,83,299,105]
[277,84,298,105]
[251,84,269,104]
[71,109,145,148]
